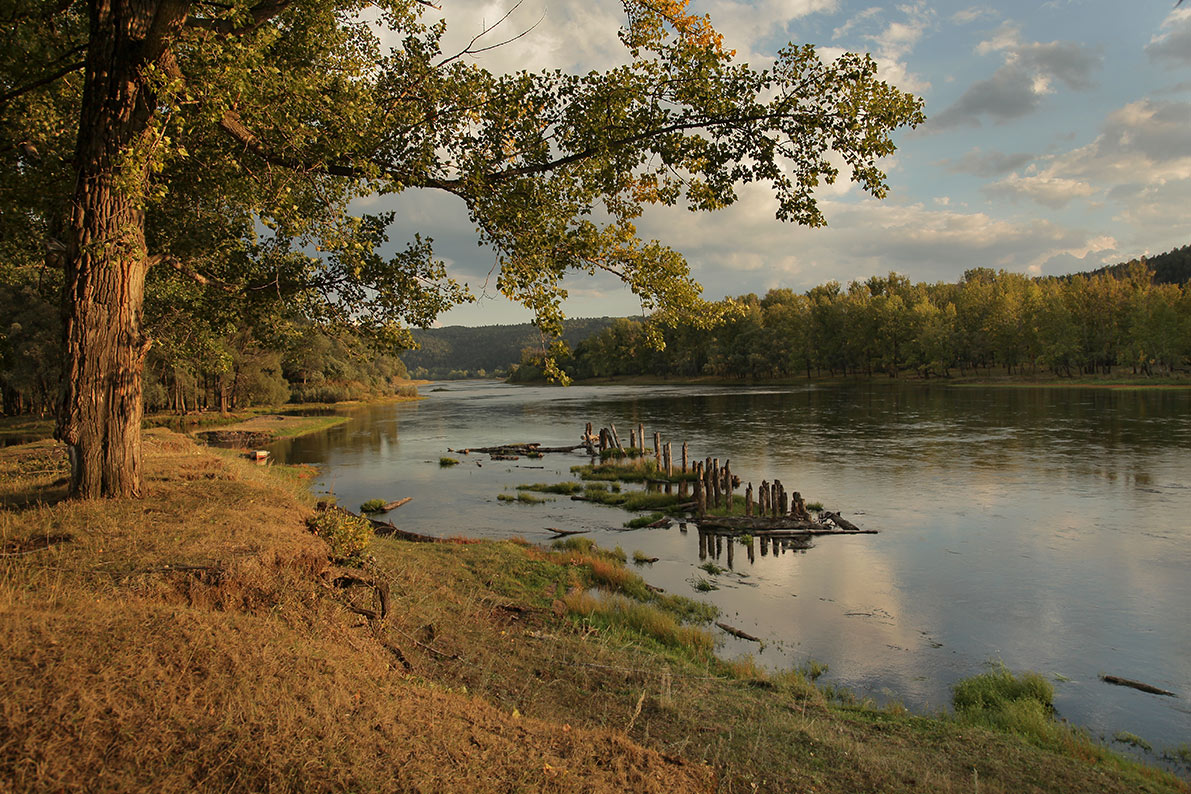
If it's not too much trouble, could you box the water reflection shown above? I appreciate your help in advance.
[275,380,1191,759]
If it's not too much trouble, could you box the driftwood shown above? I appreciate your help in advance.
[645,517,672,529]
[694,515,874,535]
[1100,675,1177,697]
[455,442,584,455]
[382,497,412,511]
[716,622,762,643]
[368,518,446,543]
[546,527,589,538]
[821,511,861,532]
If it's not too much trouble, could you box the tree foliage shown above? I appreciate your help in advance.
[1,0,923,495]
[541,262,1191,381]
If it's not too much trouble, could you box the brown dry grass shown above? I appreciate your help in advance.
[0,431,710,793]
[2,431,1186,794]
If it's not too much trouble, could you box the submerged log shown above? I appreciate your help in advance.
[546,527,590,538]
[1100,675,1177,697]
[382,497,413,511]
[716,622,761,643]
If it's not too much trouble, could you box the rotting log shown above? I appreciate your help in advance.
[609,423,624,451]
[716,622,762,643]
[382,497,412,512]
[546,527,590,538]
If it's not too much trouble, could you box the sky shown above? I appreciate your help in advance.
[366,0,1191,326]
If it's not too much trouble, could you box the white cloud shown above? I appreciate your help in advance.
[952,7,997,25]
[985,173,1097,209]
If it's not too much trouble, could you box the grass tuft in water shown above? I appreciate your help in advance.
[439,457,460,467]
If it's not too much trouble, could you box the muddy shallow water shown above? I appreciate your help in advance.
[273,380,1191,762]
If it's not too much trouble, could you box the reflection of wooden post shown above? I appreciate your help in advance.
[760,535,769,556]
[664,442,673,477]
[653,432,661,469]
[726,535,735,568]
[714,534,722,559]
[681,442,688,473]
[698,529,707,560]
[745,483,753,516]
[747,536,755,564]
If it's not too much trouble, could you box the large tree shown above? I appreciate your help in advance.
[1,0,924,498]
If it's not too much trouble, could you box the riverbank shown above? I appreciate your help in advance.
[0,388,424,446]
[1,431,1186,792]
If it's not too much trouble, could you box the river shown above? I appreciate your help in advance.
[273,380,1191,761]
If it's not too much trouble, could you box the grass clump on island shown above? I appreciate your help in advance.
[497,491,550,504]
[2,432,1186,794]
[438,456,459,466]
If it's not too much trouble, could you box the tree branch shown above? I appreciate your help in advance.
[0,60,85,106]
[185,0,291,35]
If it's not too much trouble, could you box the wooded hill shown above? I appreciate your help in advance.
[509,252,1191,382]
[401,318,619,379]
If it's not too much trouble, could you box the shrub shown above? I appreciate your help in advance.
[952,662,1055,742]
[306,507,373,566]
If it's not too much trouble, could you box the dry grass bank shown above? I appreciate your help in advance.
[1,431,1186,793]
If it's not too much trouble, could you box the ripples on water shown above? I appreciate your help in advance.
[275,380,1191,763]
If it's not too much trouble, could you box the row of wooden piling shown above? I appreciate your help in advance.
[584,421,819,524]
[585,421,689,478]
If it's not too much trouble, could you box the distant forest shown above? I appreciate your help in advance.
[510,251,1191,382]
[401,318,619,379]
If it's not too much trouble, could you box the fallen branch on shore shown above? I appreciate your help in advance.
[1100,675,1177,697]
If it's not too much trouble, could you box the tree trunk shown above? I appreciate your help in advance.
[56,0,190,499]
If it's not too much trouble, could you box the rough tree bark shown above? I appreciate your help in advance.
[56,0,190,498]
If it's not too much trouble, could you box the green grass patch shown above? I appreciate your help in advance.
[359,498,388,514]
[1114,732,1152,752]
[624,512,667,529]
[952,662,1056,744]
[806,500,824,511]
[497,492,549,504]
[690,576,718,592]
[571,459,697,484]
[518,481,584,494]
[699,561,725,575]
[439,456,460,467]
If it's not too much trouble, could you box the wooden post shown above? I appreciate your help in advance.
[609,423,623,451]
[759,481,769,516]
[745,483,753,516]
[653,432,661,469]
[638,423,645,453]
[599,429,608,453]
[664,442,673,477]
[629,429,636,449]
[694,463,705,516]
[724,461,733,514]
[711,460,721,509]
[791,491,809,521]
[681,442,688,473]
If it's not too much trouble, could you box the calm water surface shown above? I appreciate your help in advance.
[275,381,1191,759]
